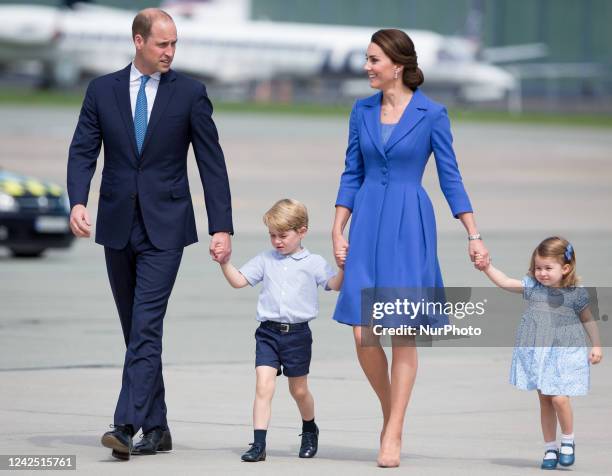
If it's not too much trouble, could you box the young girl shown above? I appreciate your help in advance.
[476,236,602,470]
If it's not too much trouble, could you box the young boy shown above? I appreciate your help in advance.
[216,198,344,462]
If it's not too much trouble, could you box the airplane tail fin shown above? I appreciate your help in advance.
[61,0,93,9]
[463,0,485,45]
[161,0,250,22]
[463,0,548,63]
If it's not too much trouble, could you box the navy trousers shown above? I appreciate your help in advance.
[104,204,183,433]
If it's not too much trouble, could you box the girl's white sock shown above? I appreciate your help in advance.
[544,441,558,459]
[560,433,575,455]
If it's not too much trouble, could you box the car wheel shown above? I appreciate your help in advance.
[10,248,46,258]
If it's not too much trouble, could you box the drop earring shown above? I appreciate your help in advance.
[394,69,398,80]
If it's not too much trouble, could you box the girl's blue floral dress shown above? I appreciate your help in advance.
[510,276,590,396]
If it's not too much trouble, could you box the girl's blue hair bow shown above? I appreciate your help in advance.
[564,243,574,262]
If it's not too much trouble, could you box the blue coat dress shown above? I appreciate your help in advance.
[333,89,473,326]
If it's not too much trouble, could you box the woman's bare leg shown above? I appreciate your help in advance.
[353,326,392,442]
[377,336,418,467]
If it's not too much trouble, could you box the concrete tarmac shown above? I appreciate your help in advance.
[1,106,611,475]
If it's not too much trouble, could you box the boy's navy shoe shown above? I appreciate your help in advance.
[558,442,575,466]
[101,425,133,460]
[540,449,559,470]
[241,442,266,462]
[132,428,172,455]
[299,425,319,458]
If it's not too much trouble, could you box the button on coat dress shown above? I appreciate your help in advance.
[333,89,473,326]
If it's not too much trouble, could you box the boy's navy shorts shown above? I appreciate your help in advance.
[255,320,312,377]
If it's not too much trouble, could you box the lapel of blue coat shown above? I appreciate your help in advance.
[140,69,177,159]
[361,92,386,159]
[384,88,428,152]
[112,64,139,163]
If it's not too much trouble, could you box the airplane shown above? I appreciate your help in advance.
[0,0,544,102]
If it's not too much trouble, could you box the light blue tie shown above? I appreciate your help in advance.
[134,75,150,154]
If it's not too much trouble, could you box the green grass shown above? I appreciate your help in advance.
[448,109,612,128]
[215,101,351,116]
[0,89,85,107]
[1,88,611,128]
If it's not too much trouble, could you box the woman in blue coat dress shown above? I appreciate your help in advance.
[331,29,490,467]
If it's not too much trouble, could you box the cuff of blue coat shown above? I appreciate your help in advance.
[452,208,473,219]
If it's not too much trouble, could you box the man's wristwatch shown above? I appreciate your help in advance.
[468,233,482,241]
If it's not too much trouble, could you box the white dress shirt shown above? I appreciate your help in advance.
[239,248,336,324]
[130,62,161,122]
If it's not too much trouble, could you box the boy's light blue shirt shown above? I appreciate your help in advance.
[239,247,336,324]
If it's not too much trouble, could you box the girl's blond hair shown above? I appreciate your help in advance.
[528,236,578,287]
[263,199,308,232]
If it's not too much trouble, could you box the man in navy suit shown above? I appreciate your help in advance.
[67,8,233,460]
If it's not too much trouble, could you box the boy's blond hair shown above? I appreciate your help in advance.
[263,199,308,232]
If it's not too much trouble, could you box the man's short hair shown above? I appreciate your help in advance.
[263,199,309,232]
[132,9,174,41]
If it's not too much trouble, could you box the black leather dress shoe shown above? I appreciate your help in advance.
[299,425,319,458]
[241,442,266,462]
[132,428,172,455]
[101,425,133,460]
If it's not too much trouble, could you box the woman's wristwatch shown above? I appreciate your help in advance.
[467,233,482,241]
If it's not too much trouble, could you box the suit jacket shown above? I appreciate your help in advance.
[67,64,233,250]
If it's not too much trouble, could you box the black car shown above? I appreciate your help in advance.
[0,170,75,257]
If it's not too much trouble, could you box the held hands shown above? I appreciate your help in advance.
[474,252,490,270]
[589,346,603,364]
[470,240,490,271]
[69,204,92,238]
[333,233,348,269]
[210,232,232,264]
